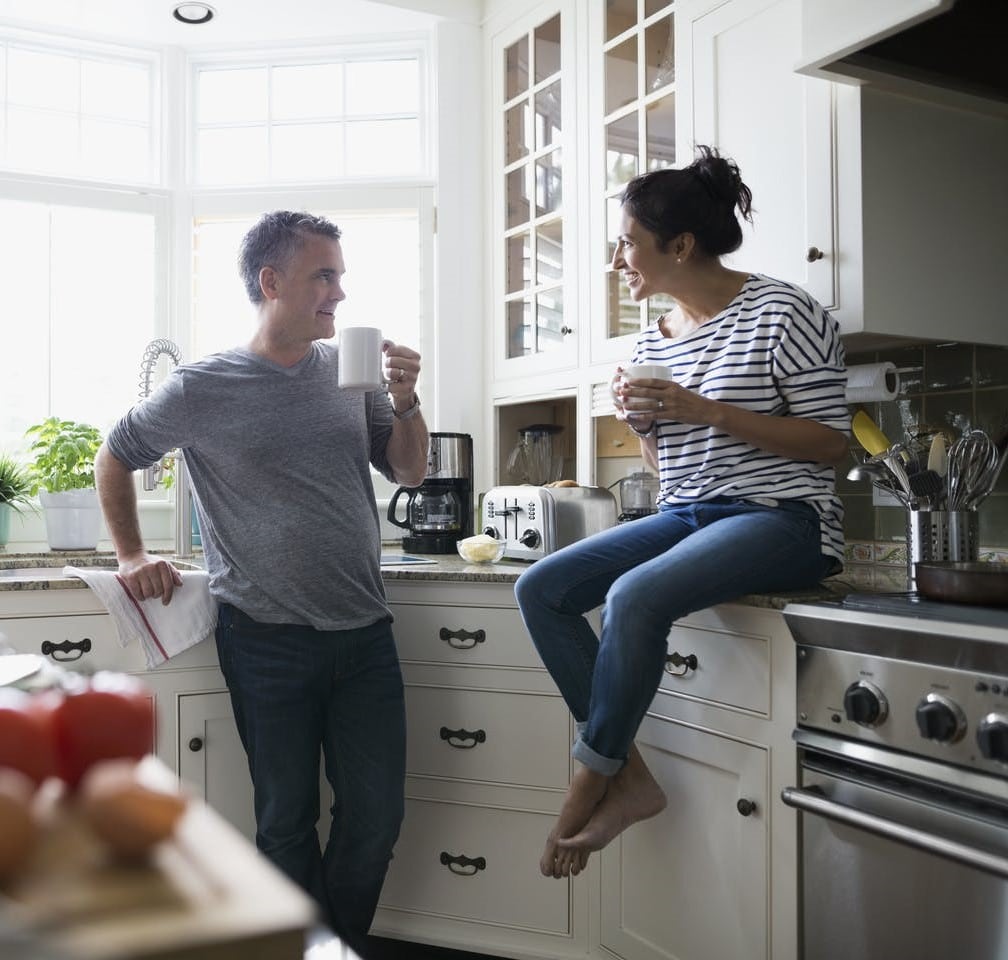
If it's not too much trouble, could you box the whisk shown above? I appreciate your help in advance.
[946,429,997,510]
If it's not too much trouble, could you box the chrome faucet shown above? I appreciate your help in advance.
[138,338,194,559]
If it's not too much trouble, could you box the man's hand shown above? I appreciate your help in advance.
[382,342,421,410]
[117,554,183,605]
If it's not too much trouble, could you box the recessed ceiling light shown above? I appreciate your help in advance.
[172,3,215,25]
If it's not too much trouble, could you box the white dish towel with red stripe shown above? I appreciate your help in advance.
[63,566,218,669]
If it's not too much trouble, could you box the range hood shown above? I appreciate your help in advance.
[797,0,1007,109]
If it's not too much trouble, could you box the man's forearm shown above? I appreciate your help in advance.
[386,405,430,487]
[95,443,146,560]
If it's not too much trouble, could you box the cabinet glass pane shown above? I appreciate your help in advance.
[606,112,638,189]
[645,93,676,171]
[506,298,534,358]
[506,167,530,228]
[645,16,676,92]
[537,218,563,285]
[537,288,565,351]
[535,82,561,150]
[506,231,531,294]
[535,150,563,217]
[607,270,639,339]
[534,15,561,82]
[505,36,529,101]
[605,37,637,115]
[505,100,529,164]
[645,0,673,17]
[607,0,637,42]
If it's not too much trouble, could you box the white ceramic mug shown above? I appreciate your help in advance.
[338,326,384,390]
[625,363,672,382]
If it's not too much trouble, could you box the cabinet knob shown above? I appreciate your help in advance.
[736,798,757,817]
[560,325,573,335]
[806,246,824,262]
[188,737,204,752]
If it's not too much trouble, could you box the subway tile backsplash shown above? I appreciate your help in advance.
[841,341,1008,567]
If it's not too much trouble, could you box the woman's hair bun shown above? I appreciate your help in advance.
[691,145,753,221]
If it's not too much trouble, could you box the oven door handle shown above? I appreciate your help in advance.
[781,786,1008,880]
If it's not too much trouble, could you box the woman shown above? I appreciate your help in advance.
[515,146,850,880]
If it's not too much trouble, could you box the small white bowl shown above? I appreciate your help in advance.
[457,537,507,564]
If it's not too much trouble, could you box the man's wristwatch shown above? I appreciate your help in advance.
[392,393,422,420]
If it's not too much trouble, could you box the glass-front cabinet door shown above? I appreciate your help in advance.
[590,0,678,365]
[493,4,577,380]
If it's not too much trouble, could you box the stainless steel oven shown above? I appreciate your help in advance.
[783,594,1008,960]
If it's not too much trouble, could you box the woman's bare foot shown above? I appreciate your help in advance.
[540,764,609,878]
[557,747,666,854]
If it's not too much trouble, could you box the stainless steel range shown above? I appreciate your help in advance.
[782,593,1008,960]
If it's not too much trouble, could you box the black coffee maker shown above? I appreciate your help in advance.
[387,432,474,553]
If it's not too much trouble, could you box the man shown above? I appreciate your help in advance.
[95,211,429,955]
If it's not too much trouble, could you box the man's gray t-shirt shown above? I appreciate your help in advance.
[105,341,397,630]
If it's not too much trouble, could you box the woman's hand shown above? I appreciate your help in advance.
[612,366,711,426]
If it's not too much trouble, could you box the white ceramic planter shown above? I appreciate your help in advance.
[39,488,101,550]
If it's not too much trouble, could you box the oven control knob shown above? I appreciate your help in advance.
[915,694,967,743]
[519,528,541,549]
[843,681,888,727]
[977,713,1008,763]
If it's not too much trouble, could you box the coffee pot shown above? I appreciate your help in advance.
[388,432,474,553]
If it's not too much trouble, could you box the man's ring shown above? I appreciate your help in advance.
[397,367,405,382]
[657,399,665,410]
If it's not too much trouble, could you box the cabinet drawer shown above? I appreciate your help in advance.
[405,685,570,789]
[379,797,570,934]
[658,618,770,716]
[0,614,148,673]
[392,603,539,669]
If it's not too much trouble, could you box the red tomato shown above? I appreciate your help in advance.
[46,672,155,789]
[0,687,58,786]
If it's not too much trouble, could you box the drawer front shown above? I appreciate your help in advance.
[405,685,570,789]
[379,797,570,934]
[658,619,770,716]
[0,614,219,674]
[392,603,539,669]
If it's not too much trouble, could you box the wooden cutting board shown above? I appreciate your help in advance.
[1,760,317,960]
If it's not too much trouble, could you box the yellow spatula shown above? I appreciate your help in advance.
[852,409,892,457]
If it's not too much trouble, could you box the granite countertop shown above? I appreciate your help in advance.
[0,548,909,608]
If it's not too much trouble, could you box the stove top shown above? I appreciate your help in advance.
[841,591,1008,629]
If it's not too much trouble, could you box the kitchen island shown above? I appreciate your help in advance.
[0,550,908,960]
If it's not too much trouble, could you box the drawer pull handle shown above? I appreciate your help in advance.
[439,852,486,875]
[440,726,486,748]
[40,637,92,661]
[439,627,486,649]
[664,651,698,676]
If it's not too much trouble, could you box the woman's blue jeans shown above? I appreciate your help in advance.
[514,498,835,776]
[215,603,406,951]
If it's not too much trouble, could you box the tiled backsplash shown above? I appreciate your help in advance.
[840,341,1008,568]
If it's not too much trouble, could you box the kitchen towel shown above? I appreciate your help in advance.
[63,566,217,669]
[844,362,900,403]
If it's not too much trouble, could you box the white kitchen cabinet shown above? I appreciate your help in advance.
[680,0,1008,347]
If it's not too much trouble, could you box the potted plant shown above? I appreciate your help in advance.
[25,417,104,550]
[0,453,35,549]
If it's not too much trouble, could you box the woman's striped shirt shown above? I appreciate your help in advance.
[631,273,850,564]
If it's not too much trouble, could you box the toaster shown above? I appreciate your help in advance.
[481,485,618,562]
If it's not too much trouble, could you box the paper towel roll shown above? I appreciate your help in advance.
[844,362,900,403]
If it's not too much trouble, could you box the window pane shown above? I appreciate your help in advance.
[534,81,561,151]
[7,48,78,111]
[645,15,675,92]
[272,63,343,120]
[534,15,561,82]
[82,59,149,121]
[606,112,638,189]
[648,292,676,323]
[6,107,77,176]
[192,218,252,360]
[81,119,150,182]
[196,126,269,184]
[345,60,419,114]
[645,0,673,16]
[272,122,344,180]
[505,100,528,164]
[605,37,637,115]
[345,119,419,176]
[646,92,676,170]
[506,231,531,294]
[198,68,268,124]
[607,0,637,41]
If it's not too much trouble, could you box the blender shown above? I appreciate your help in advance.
[614,471,659,522]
